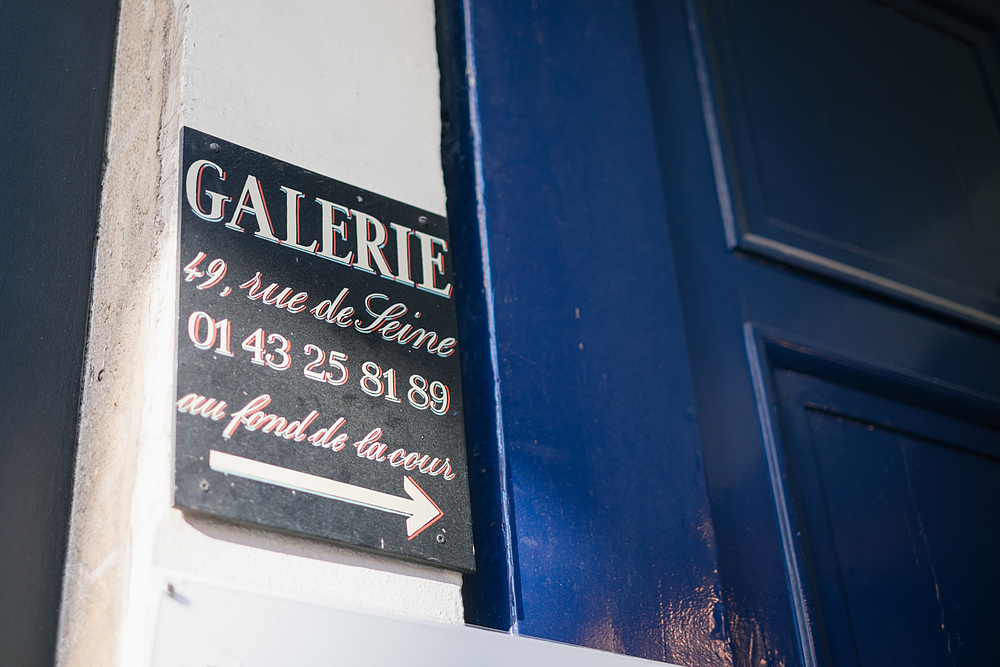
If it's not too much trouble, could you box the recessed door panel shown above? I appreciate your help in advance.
[702,0,1000,327]
[635,0,1000,663]
[772,368,1000,666]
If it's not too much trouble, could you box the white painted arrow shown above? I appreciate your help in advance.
[208,450,443,539]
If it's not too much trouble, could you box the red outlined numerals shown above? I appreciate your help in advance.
[360,362,383,396]
[407,375,450,415]
[303,345,350,385]
[241,328,291,371]
[187,311,234,357]
[358,363,402,404]
[355,363,449,413]
[199,258,227,289]
[265,333,292,370]
[183,252,228,290]
[183,252,207,282]
[185,308,452,415]
[241,327,266,365]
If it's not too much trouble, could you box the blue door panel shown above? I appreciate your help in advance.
[700,0,1000,329]
[636,0,1000,664]
[737,258,1000,395]
[773,369,1000,666]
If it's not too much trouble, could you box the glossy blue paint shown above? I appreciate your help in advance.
[773,368,1000,666]
[438,0,728,662]
[636,0,1000,665]
[705,0,1000,330]
[443,0,1000,663]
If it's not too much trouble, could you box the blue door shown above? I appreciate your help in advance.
[443,0,1000,664]
[636,0,1000,664]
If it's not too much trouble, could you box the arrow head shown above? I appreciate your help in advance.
[403,476,443,539]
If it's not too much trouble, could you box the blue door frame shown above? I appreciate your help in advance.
[437,0,728,662]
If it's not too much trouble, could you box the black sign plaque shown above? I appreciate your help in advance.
[173,128,474,571]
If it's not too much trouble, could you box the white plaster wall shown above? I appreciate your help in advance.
[184,0,447,215]
[57,2,460,666]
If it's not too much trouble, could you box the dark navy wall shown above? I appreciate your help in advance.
[438,1,729,663]
[0,1,119,664]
